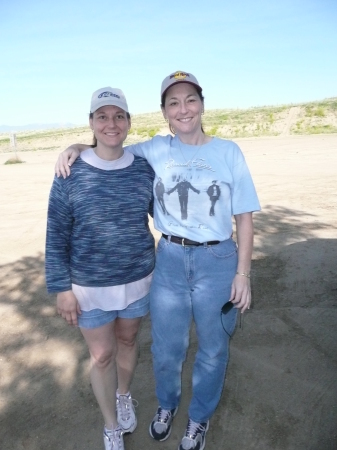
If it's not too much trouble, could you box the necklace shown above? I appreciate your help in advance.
[177,136,205,163]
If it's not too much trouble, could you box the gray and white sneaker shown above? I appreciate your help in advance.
[103,425,124,450]
[149,406,178,441]
[116,393,137,433]
[178,419,209,450]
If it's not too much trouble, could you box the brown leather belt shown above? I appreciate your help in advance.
[162,234,220,247]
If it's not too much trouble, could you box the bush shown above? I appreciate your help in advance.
[315,107,326,117]
[208,126,218,136]
[4,157,24,165]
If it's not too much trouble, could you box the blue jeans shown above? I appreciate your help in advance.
[150,237,238,423]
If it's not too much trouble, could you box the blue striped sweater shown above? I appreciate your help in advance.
[45,156,155,293]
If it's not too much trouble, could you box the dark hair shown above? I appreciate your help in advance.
[89,111,131,147]
[160,85,205,134]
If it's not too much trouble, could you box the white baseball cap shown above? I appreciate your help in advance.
[90,87,129,113]
[161,71,202,97]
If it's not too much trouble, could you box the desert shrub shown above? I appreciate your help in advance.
[305,125,337,134]
[208,126,218,136]
[134,127,148,136]
[148,127,161,138]
[315,107,326,117]
[329,101,337,111]
[131,126,161,138]
[305,106,326,118]
[305,107,314,117]
[4,157,24,165]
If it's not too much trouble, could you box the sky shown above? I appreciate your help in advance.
[1,0,336,127]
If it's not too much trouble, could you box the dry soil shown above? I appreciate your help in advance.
[0,134,336,450]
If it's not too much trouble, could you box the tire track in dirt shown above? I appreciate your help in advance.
[280,106,301,136]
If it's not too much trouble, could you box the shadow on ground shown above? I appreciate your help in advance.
[0,206,336,449]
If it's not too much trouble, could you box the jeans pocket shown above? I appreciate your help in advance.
[208,239,237,259]
[156,237,169,254]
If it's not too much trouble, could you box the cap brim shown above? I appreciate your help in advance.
[90,100,129,113]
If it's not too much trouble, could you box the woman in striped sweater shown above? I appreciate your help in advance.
[45,87,155,450]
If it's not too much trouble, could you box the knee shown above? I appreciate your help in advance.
[152,337,188,365]
[90,347,116,369]
[115,319,141,348]
[116,331,138,349]
[197,342,229,367]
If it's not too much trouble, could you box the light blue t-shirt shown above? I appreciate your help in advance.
[127,135,260,242]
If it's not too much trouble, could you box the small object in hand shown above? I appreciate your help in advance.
[221,301,242,331]
[221,301,234,315]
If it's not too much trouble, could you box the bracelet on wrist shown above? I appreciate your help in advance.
[236,271,251,278]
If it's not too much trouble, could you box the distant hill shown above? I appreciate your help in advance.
[1,97,336,154]
[126,97,337,140]
[0,123,79,133]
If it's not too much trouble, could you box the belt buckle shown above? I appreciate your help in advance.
[182,238,196,247]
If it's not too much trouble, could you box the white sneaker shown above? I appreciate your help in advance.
[103,425,124,450]
[116,392,137,433]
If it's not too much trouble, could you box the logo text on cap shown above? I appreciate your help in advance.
[170,71,189,80]
[98,91,121,99]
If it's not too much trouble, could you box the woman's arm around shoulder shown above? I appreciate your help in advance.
[127,134,172,160]
[55,143,90,178]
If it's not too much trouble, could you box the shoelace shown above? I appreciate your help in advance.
[117,394,138,421]
[158,408,172,423]
[104,427,123,449]
[186,419,206,438]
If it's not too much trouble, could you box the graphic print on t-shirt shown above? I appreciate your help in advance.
[156,155,231,231]
[207,181,221,216]
[167,177,200,220]
[155,178,168,215]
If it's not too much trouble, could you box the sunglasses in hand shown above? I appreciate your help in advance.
[220,301,242,336]
[221,301,234,315]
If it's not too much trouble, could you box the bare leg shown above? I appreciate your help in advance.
[114,317,142,394]
[81,322,118,429]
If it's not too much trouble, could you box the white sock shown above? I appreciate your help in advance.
[116,390,130,398]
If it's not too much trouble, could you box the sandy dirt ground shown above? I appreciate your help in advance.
[0,134,336,450]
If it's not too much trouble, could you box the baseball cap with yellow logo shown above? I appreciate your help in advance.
[160,71,202,97]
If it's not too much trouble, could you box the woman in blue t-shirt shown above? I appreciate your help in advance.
[55,71,260,450]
